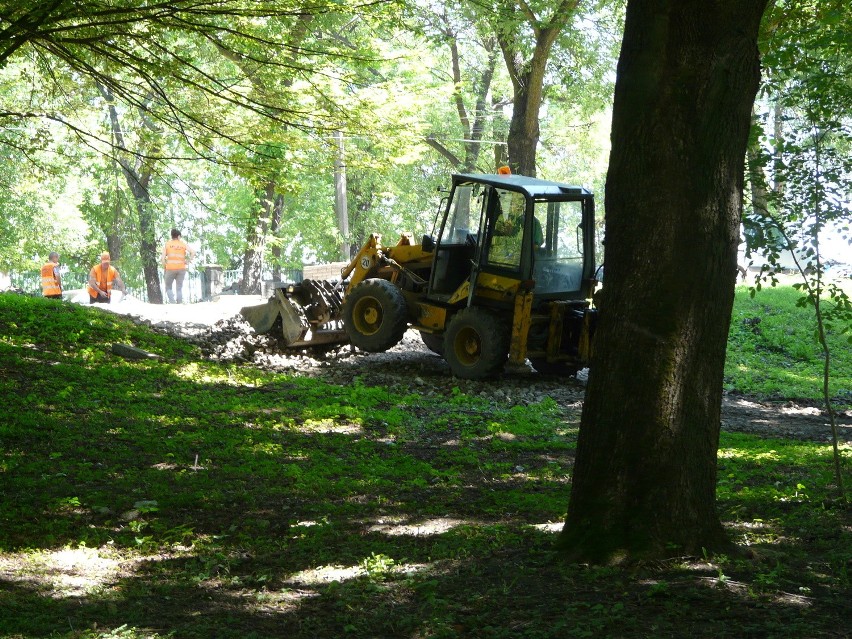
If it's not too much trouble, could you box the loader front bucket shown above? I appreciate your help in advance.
[277,292,311,345]
[240,293,307,345]
[240,299,281,334]
[240,280,349,348]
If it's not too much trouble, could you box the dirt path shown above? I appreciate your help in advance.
[721,395,851,443]
[94,292,267,327]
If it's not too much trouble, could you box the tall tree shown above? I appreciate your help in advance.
[418,4,502,172]
[494,0,578,176]
[220,14,314,294]
[747,0,852,501]
[100,84,165,303]
[415,0,619,177]
[559,0,769,561]
[1,1,395,295]
[460,0,621,177]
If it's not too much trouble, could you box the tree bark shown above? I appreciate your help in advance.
[502,55,547,176]
[240,181,275,295]
[558,0,769,562]
[126,166,163,304]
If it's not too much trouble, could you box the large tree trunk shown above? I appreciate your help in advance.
[559,0,768,562]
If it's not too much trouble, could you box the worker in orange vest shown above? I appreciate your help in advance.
[162,228,195,303]
[41,252,62,299]
[87,252,125,304]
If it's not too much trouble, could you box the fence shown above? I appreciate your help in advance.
[214,268,306,297]
[9,270,151,302]
[6,266,305,302]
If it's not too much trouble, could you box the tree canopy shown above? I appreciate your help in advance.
[0,0,622,295]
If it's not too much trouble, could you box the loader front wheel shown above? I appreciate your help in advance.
[343,279,408,352]
[444,308,509,379]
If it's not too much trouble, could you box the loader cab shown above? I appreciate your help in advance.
[428,173,596,304]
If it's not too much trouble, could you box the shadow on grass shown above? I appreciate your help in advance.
[1,328,850,638]
[1,527,847,638]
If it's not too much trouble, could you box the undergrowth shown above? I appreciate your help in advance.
[0,291,849,638]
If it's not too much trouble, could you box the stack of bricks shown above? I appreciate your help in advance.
[302,262,348,282]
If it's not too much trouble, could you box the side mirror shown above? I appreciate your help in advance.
[421,234,435,252]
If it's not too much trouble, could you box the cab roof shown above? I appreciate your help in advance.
[454,173,593,198]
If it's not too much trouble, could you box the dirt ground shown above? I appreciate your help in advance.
[97,293,852,444]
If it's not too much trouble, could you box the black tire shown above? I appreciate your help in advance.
[342,279,409,352]
[530,358,579,377]
[419,331,444,355]
[443,307,509,379]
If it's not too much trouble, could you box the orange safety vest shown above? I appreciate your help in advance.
[87,264,119,299]
[41,263,61,296]
[163,239,189,271]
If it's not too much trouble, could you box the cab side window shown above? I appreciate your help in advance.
[487,189,526,269]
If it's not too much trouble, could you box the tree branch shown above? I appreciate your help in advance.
[425,135,462,168]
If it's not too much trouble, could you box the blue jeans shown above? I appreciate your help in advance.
[164,269,187,303]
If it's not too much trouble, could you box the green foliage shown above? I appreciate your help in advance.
[0,294,849,638]
[747,2,852,501]
[747,0,852,357]
[0,1,429,287]
[0,64,93,272]
[0,0,619,291]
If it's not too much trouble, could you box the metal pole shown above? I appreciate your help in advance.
[334,130,350,261]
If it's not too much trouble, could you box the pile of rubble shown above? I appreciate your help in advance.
[139,312,587,406]
[130,305,850,442]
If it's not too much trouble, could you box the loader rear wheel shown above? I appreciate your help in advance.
[343,278,408,352]
[444,308,509,379]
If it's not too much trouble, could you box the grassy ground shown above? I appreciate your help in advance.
[0,288,850,638]
[726,282,852,404]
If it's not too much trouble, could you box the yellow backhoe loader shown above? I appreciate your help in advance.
[241,171,599,379]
